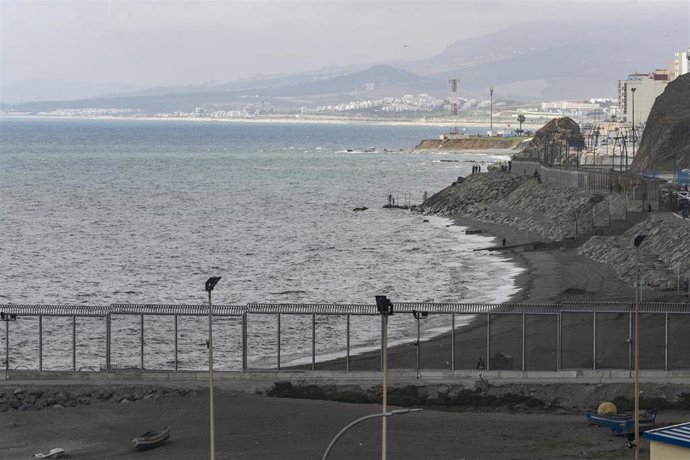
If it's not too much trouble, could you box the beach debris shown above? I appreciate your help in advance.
[33,448,65,459]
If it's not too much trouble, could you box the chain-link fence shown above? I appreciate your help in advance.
[2,302,690,376]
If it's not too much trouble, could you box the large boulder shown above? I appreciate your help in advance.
[515,117,585,164]
[631,73,690,172]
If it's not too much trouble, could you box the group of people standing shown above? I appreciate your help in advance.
[471,164,482,174]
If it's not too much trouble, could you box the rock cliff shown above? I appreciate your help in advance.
[632,73,690,172]
[514,117,584,164]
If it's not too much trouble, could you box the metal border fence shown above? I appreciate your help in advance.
[2,302,690,375]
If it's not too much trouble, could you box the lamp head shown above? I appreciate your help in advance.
[205,276,222,292]
[375,295,394,316]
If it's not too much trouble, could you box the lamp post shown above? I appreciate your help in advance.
[633,234,646,460]
[489,86,494,136]
[412,310,428,378]
[1,312,17,380]
[375,295,394,460]
[631,87,636,163]
[205,276,221,460]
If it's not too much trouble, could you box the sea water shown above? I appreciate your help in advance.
[0,117,523,369]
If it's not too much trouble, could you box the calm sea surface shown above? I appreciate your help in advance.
[0,117,523,369]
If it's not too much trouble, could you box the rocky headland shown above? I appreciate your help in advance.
[513,116,585,162]
[420,171,690,295]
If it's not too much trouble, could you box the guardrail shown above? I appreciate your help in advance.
[2,302,690,377]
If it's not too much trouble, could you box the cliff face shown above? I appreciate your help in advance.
[414,138,523,151]
[514,117,584,163]
[632,73,690,172]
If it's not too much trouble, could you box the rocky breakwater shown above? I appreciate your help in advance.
[579,215,690,291]
[415,137,525,151]
[421,172,629,240]
[0,385,199,412]
[421,172,689,295]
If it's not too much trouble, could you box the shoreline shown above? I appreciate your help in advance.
[307,210,638,372]
[0,113,546,130]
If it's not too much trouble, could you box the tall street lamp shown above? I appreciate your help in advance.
[633,234,646,460]
[631,87,637,165]
[205,276,222,459]
[375,295,394,460]
[1,312,17,379]
[489,86,494,136]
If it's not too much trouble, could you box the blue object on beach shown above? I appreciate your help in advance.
[643,421,690,448]
[584,409,657,435]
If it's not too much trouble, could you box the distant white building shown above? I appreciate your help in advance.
[670,47,690,80]
[618,70,670,124]
[541,101,601,111]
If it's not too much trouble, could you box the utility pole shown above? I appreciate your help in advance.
[631,87,637,162]
[489,86,494,136]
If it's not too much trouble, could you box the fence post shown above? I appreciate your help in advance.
[174,314,178,372]
[106,314,111,371]
[5,318,9,379]
[521,313,526,372]
[556,313,561,371]
[592,311,597,370]
[72,315,76,372]
[140,314,144,370]
[277,313,281,371]
[416,316,420,377]
[39,315,43,372]
[346,314,350,372]
[451,313,455,371]
[628,310,633,372]
[311,313,316,371]
[242,313,247,371]
[664,313,669,372]
[486,313,491,371]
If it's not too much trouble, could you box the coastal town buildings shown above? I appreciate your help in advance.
[618,70,670,124]
[670,48,690,81]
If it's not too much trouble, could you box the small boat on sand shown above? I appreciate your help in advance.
[33,448,65,459]
[585,409,656,435]
[131,427,171,451]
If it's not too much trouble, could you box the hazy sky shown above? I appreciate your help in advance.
[1,0,688,87]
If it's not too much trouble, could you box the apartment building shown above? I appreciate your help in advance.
[618,70,670,124]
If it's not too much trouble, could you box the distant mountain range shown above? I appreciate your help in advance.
[4,13,687,114]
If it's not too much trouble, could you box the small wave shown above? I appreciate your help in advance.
[269,290,308,296]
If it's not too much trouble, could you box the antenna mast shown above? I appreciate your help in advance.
[448,79,459,135]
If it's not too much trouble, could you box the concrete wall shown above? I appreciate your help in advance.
[511,160,663,210]
[650,441,690,460]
